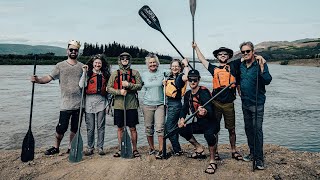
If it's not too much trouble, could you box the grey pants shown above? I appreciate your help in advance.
[85,110,106,149]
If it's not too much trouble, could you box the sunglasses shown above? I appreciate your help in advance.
[188,78,199,83]
[241,50,252,54]
[218,53,228,56]
[120,56,130,60]
[69,48,79,52]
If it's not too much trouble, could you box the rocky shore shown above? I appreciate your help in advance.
[0,144,319,180]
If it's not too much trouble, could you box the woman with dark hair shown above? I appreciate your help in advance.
[79,54,111,156]
[164,58,189,156]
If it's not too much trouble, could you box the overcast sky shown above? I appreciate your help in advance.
[0,0,319,57]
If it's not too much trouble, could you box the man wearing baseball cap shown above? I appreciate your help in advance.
[178,69,220,174]
[31,40,84,155]
[192,42,243,161]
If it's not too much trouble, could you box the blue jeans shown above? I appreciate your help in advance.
[242,104,264,161]
[165,100,182,153]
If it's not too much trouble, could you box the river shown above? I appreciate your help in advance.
[0,63,319,152]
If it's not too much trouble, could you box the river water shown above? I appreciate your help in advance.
[0,64,319,152]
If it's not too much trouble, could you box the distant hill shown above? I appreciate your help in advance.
[232,38,320,61]
[0,44,66,56]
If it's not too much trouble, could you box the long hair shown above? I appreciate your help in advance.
[86,54,111,82]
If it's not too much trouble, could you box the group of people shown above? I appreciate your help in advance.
[31,39,272,175]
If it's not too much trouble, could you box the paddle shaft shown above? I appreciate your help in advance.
[253,60,259,171]
[75,72,86,156]
[162,72,167,158]
[164,82,235,139]
[29,56,37,130]
[190,0,196,69]
[192,16,195,69]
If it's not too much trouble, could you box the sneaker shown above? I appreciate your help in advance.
[84,149,94,156]
[255,160,265,170]
[45,146,59,155]
[243,154,253,162]
[98,148,106,156]
[149,149,156,155]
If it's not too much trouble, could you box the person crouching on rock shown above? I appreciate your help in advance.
[107,52,142,158]
[79,54,111,156]
[178,69,220,174]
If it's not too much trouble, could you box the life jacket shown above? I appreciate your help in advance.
[113,69,136,91]
[212,65,236,90]
[86,73,107,96]
[165,78,187,98]
[188,86,210,118]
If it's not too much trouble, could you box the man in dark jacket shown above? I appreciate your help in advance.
[178,69,220,174]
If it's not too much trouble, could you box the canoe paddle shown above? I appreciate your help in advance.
[139,5,194,70]
[121,73,133,158]
[162,72,167,159]
[21,55,37,162]
[164,82,236,140]
[69,72,86,163]
[190,0,197,69]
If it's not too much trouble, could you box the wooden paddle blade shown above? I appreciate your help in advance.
[21,129,35,162]
[189,0,197,17]
[69,132,83,163]
[121,129,133,158]
[139,5,162,32]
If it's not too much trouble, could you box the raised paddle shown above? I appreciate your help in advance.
[190,0,197,69]
[139,5,194,70]
[121,73,133,158]
[253,59,260,171]
[21,55,37,162]
[164,82,236,140]
[69,72,86,163]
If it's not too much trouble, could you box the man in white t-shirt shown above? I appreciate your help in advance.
[31,40,84,155]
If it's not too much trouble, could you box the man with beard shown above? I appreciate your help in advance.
[31,40,84,155]
[192,42,243,161]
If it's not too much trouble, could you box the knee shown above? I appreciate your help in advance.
[145,126,154,136]
[56,123,68,135]
[155,127,164,136]
[205,133,217,146]
[129,127,137,132]
[229,128,236,135]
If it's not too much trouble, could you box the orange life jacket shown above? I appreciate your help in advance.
[113,69,136,90]
[165,78,187,98]
[212,65,236,89]
[86,73,107,96]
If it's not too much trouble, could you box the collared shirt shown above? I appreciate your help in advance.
[240,60,272,106]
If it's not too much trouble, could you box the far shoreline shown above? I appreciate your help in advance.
[268,58,320,67]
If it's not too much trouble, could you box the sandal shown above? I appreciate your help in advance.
[113,150,121,158]
[155,151,163,159]
[214,153,221,160]
[133,150,141,158]
[232,151,243,161]
[204,163,217,174]
[187,150,206,159]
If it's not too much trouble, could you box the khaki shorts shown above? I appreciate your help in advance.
[142,105,165,136]
[213,100,235,130]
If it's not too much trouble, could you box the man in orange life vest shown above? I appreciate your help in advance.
[192,42,243,161]
[107,52,142,158]
[178,69,220,174]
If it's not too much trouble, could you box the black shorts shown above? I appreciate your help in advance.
[114,109,139,128]
[56,109,80,134]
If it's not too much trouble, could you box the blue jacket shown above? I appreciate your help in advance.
[240,60,272,106]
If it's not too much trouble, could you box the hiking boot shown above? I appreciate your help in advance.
[45,146,59,155]
[243,154,253,162]
[98,148,106,156]
[84,149,94,156]
[255,160,265,170]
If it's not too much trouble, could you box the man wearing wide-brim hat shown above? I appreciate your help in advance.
[192,42,244,163]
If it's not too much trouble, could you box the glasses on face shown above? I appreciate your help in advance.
[188,78,199,83]
[69,48,79,52]
[241,50,252,54]
[120,56,130,61]
[218,53,228,56]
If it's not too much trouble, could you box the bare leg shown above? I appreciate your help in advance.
[55,133,64,149]
[158,135,163,151]
[129,127,138,151]
[229,128,236,152]
[117,127,124,149]
[68,132,75,149]
[188,136,204,153]
[147,136,155,150]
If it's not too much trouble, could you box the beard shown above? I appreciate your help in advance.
[218,59,227,63]
[68,53,78,60]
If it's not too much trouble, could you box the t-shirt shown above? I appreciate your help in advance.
[141,68,168,106]
[50,60,84,110]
